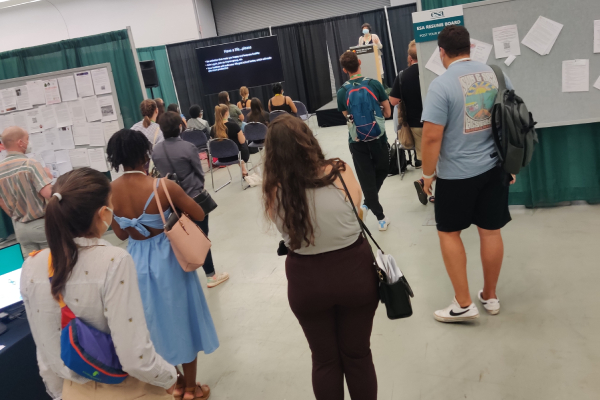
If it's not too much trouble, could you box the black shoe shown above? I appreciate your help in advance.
[415,159,422,169]
[414,179,428,205]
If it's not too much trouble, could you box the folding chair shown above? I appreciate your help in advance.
[293,101,318,135]
[241,108,251,119]
[269,110,288,122]
[207,139,245,191]
[244,122,268,170]
[182,128,210,169]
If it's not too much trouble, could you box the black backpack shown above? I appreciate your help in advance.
[388,141,407,176]
[490,65,538,175]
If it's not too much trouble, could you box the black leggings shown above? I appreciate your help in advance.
[286,236,379,400]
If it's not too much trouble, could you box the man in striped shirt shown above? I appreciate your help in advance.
[0,127,53,256]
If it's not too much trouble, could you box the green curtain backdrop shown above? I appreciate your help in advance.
[137,46,179,108]
[422,0,483,9]
[0,29,144,239]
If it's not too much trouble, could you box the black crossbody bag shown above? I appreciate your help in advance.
[162,142,218,216]
[337,172,414,319]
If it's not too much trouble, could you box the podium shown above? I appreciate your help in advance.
[349,45,383,83]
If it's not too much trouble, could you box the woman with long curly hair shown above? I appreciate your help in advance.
[262,114,379,400]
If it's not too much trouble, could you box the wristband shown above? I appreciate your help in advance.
[422,172,436,179]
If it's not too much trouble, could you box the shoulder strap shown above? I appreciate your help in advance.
[143,190,156,212]
[152,124,160,145]
[153,178,171,227]
[490,65,506,102]
[335,172,384,280]
[160,178,179,219]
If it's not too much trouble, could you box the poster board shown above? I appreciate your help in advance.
[0,63,124,180]
[416,0,600,128]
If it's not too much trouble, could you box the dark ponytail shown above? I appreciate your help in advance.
[45,168,111,301]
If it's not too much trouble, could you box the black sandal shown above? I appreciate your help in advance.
[414,179,428,205]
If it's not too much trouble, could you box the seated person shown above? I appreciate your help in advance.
[237,86,251,109]
[245,98,270,126]
[268,83,298,116]
[187,104,210,135]
[167,103,187,129]
[218,91,244,128]
[210,104,249,176]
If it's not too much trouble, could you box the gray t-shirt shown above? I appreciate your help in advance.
[228,104,243,128]
[152,138,205,198]
[421,60,513,179]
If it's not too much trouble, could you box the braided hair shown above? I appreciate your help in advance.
[106,129,152,172]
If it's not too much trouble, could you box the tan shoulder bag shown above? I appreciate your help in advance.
[153,178,211,272]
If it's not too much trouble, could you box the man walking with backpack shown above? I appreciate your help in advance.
[337,51,392,231]
[420,26,518,322]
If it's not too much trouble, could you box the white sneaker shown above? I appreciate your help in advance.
[207,272,229,288]
[360,205,369,222]
[378,217,390,231]
[434,298,480,323]
[478,290,500,315]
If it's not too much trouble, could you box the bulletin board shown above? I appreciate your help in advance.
[416,0,600,128]
[0,63,123,179]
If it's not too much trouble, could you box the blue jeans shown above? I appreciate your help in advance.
[194,215,215,276]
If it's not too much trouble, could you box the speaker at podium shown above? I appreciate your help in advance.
[349,44,384,83]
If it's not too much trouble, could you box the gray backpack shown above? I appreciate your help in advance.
[490,65,538,175]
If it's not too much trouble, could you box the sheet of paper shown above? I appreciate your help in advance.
[562,59,589,92]
[425,47,446,76]
[57,75,78,102]
[29,132,47,153]
[43,79,62,105]
[83,96,102,122]
[0,115,13,133]
[88,148,108,172]
[15,86,32,111]
[25,109,43,133]
[88,122,105,146]
[53,103,73,128]
[594,75,600,91]
[98,95,117,122]
[40,105,57,130]
[40,149,56,164]
[74,71,95,98]
[68,100,87,124]
[102,120,120,143]
[505,55,517,66]
[595,20,600,54]
[44,128,60,150]
[57,126,75,150]
[493,25,521,59]
[55,149,70,163]
[1,88,17,112]
[72,123,90,145]
[522,16,563,56]
[470,38,493,64]
[91,68,112,95]
[56,160,73,176]
[12,112,28,130]
[26,80,46,105]
[68,148,90,168]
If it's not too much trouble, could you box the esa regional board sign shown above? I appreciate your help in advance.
[412,5,464,43]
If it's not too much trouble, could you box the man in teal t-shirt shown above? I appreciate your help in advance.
[337,51,392,231]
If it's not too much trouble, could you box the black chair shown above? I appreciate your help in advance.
[181,129,210,168]
[293,101,318,135]
[269,110,288,122]
[241,108,251,119]
[207,139,245,191]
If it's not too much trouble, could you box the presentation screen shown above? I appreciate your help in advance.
[196,36,285,94]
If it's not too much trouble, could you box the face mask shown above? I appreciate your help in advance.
[25,143,32,154]
[102,207,114,230]
[362,29,369,35]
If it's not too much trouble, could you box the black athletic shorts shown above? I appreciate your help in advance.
[435,166,512,232]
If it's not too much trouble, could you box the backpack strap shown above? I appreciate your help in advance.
[490,65,506,103]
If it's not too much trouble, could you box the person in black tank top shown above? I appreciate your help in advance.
[268,82,298,116]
